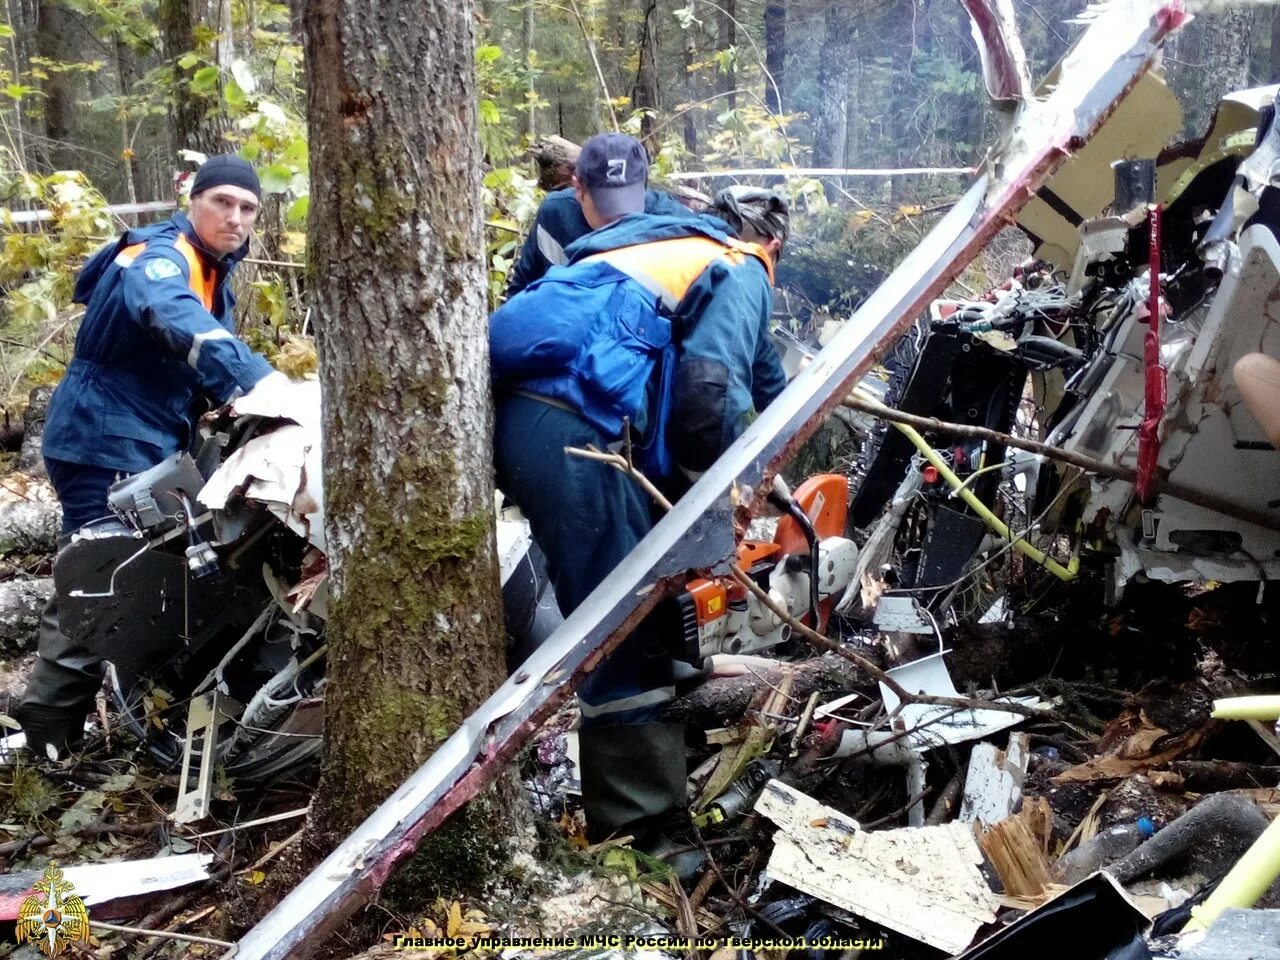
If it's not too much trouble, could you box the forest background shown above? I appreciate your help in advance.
[0,0,1271,401]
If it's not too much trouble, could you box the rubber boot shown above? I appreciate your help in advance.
[14,589,100,755]
[580,721,687,847]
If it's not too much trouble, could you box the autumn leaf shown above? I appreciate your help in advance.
[446,900,463,938]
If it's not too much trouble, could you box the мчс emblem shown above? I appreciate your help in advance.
[143,258,183,281]
[15,861,91,957]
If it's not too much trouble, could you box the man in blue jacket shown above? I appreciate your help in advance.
[506,156,695,297]
[16,154,285,754]
[493,133,788,853]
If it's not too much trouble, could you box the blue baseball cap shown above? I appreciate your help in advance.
[576,133,648,219]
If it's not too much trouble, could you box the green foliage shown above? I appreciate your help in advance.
[482,165,539,304]
[0,170,111,338]
[1,760,62,826]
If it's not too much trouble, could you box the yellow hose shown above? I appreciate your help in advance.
[1211,696,1280,721]
[890,421,1078,581]
[1181,695,1280,931]
[1184,813,1280,931]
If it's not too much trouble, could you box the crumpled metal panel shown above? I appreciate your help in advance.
[227,5,1187,958]
[200,423,325,553]
[199,380,326,553]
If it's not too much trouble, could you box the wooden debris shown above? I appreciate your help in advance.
[927,767,966,825]
[695,671,794,811]
[1062,790,1111,855]
[961,732,1030,826]
[980,797,1056,900]
[755,779,999,954]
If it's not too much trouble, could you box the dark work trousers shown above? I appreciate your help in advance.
[495,394,686,845]
[15,458,119,751]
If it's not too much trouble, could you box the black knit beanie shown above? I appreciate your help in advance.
[190,154,261,200]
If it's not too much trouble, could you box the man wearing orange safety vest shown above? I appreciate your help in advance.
[492,134,789,862]
[17,154,286,755]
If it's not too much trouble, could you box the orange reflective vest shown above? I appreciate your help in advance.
[113,233,216,311]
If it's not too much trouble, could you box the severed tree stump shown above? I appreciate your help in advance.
[529,136,580,190]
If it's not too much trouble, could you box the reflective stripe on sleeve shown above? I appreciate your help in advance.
[188,327,235,369]
[536,224,567,266]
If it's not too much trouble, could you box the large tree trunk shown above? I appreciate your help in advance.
[115,38,143,212]
[159,0,225,157]
[523,0,536,140]
[34,0,74,170]
[763,0,785,114]
[813,0,854,195]
[633,0,659,143]
[3,0,35,170]
[1167,7,1254,137]
[682,26,697,153]
[302,0,508,865]
[1272,6,1280,84]
[717,0,736,111]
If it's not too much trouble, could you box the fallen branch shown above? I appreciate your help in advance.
[860,787,933,829]
[90,919,233,948]
[564,446,672,511]
[237,826,306,875]
[0,818,164,859]
[185,806,310,839]
[926,768,966,825]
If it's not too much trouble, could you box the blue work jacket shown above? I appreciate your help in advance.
[497,213,788,475]
[43,212,273,474]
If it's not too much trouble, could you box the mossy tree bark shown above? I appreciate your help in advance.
[302,0,508,843]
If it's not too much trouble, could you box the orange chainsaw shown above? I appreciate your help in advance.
[676,474,859,662]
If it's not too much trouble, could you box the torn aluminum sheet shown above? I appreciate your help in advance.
[202,383,535,591]
[1016,69,1183,270]
[1025,83,1280,587]
[959,732,1030,826]
[1054,215,1280,586]
[881,652,1042,749]
[755,779,999,954]
[228,6,1187,958]
[873,595,936,634]
[0,853,214,920]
